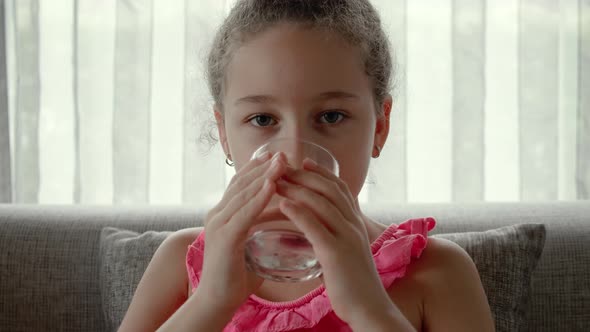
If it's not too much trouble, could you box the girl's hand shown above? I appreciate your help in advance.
[197,152,287,312]
[276,159,399,326]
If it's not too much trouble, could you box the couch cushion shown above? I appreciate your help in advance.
[100,223,545,331]
[367,203,590,332]
[99,228,172,331]
[434,223,545,332]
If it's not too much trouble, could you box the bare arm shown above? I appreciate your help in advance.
[118,227,243,332]
[119,153,286,331]
[117,227,207,331]
[423,238,495,332]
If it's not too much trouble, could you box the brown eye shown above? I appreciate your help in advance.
[319,111,346,124]
[248,114,276,127]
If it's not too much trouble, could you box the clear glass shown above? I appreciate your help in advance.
[244,138,339,282]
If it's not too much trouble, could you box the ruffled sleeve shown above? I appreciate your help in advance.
[372,217,436,288]
[186,230,206,291]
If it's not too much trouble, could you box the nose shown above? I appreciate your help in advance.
[268,134,307,169]
[276,121,313,169]
[279,117,307,141]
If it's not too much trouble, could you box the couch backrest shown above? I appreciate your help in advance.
[1,202,588,332]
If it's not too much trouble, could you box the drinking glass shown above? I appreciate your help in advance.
[244,138,339,282]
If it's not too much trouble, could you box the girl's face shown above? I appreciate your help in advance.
[216,23,391,199]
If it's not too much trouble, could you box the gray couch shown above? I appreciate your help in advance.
[0,202,589,331]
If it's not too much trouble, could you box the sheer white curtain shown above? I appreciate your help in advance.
[0,0,588,205]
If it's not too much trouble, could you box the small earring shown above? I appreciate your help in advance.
[225,154,234,167]
[373,145,382,158]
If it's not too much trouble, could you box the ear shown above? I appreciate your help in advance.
[214,107,230,157]
[373,95,392,157]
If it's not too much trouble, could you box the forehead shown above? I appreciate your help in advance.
[224,24,371,105]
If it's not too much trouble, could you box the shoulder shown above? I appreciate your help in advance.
[151,227,203,279]
[396,237,494,331]
[399,236,484,301]
[151,227,203,265]
[141,227,203,291]
[418,236,474,274]
[139,226,203,290]
[386,237,494,331]
[160,227,203,294]
[160,227,203,251]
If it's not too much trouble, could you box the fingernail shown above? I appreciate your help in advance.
[271,157,280,168]
[273,151,284,161]
[257,151,271,161]
[304,158,317,168]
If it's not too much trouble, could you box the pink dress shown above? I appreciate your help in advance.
[186,217,436,332]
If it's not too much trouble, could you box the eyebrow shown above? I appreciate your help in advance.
[315,91,359,101]
[234,95,276,106]
[234,91,359,106]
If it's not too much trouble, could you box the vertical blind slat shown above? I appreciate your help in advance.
[38,0,76,204]
[182,1,227,206]
[558,0,579,200]
[406,1,453,202]
[76,0,116,204]
[113,0,153,204]
[367,0,407,204]
[484,1,520,201]
[13,0,40,203]
[149,0,184,204]
[72,0,80,203]
[0,0,12,203]
[5,0,16,202]
[519,0,560,200]
[452,0,485,201]
[577,0,590,199]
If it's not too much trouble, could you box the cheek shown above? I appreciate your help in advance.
[334,146,372,198]
[224,114,275,170]
[225,126,258,171]
[231,146,261,172]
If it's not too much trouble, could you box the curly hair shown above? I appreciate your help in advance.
[206,0,396,115]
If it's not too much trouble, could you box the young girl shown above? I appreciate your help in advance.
[119,1,494,331]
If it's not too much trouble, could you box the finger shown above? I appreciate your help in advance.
[208,176,273,233]
[208,151,272,217]
[211,152,285,216]
[282,167,357,223]
[276,179,348,234]
[225,153,276,196]
[303,158,357,211]
[279,199,333,249]
[227,151,273,187]
[207,160,284,232]
[225,152,286,197]
[224,179,276,238]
